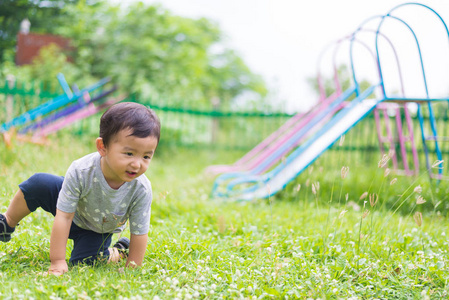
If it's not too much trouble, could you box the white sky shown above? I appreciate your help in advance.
[138,0,449,112]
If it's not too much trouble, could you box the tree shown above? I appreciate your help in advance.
[2,1,268,110]
[0,0,88,62]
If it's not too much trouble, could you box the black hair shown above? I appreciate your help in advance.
[99,102,161,146]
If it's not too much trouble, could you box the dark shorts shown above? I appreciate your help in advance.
[19,173,113,265]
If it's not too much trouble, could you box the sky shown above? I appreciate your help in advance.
[139,0,449,112]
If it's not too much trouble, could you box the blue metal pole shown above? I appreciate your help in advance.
[375,3,449,178]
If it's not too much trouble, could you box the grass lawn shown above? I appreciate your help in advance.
[0,134,448,299]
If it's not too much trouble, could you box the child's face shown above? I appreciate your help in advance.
[97,128,158,189]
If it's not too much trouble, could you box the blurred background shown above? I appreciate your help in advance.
[1,0,448,173]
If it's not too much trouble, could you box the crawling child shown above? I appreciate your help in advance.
[0,102,160,275]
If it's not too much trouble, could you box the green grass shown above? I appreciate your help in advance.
[1,135,448,299]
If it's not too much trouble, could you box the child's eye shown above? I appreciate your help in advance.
[144,155,152,160]
[125,152,133,156]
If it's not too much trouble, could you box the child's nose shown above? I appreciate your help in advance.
[130,159,140,169]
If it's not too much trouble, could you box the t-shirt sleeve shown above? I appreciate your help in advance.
[128,187,152,235]
[56,162,82,213]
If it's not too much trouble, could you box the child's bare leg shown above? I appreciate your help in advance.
[4,189,31,227]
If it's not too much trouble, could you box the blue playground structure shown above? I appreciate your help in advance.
[0,73,117,138]
[211,3,449,201]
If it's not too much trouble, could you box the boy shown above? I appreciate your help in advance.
[0,102,160,275]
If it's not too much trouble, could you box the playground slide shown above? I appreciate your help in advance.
[19,86,117,134]
[0,75,110,133]
[32,96,122,137]
[211,87,356,188]
[206,89,349,175]
[212,85,380,201]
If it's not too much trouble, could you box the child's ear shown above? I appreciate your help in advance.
[96,137,107,156]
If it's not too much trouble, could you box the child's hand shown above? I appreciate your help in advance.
[48,259,68,276]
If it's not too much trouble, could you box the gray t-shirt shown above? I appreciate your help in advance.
[57,152,152,235]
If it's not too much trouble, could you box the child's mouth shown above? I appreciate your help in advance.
[126,171,137,177]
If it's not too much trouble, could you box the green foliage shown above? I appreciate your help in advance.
[1,0,268,111]
[0,0,86,62]
[1,134,449,298]
[3,44,96,90]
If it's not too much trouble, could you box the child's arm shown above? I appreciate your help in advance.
[49,209,75,276]
[126,234,148,267]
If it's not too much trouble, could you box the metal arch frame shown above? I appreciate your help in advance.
[338,20,420,176]
[316,38,346,101]
[374,3,449,178]
[357,27,419,175]
[316,31,388,102]
[375,2,449,99]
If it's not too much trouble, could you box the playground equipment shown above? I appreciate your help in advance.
[0,73,118,142]
[211,2,449,200]
[205,89,346,176]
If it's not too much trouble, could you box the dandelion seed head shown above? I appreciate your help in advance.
[431,160,444,168]
[414,185,422,194]
[308,166,314,175]
[378,154,390,168]
[416,196,426,205]
[386,149,394,157]
[341,166,349,179]
[338,209,348,219]
[369,193,378,207]
[413,212,423,227]
[362,210,370,219]
[266,184,271,194]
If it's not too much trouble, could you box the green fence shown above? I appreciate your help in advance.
[1,78,448,172]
